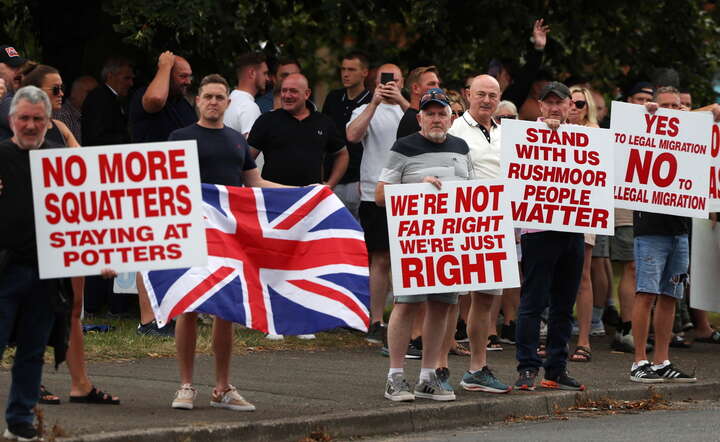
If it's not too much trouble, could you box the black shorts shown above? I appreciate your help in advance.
[359,201,389,252]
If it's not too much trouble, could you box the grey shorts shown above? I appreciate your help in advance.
[395,292,459,304]
[611,226,634,262]
[592,235,610,258]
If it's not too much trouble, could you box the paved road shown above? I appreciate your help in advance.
[367,401,720,442]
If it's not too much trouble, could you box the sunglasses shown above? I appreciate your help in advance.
[421,90,449,104]
[452,111,463,117]
[47,84,65,96]
[495,114,517,120]
[572,100,587,109]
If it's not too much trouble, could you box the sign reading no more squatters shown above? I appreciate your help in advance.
[30,141,207,279]
[385,180,520,296]
[611,101,711,218]
[500,119,615,235]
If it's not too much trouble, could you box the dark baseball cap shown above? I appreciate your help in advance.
[0,45,25,67]
[419,87,450,109]
[627,81,654,97]
[539,81,571,100]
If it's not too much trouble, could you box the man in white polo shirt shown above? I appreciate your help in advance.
[447,74,510,393]
[224,52,269,138]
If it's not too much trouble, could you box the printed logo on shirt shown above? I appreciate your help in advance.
[317,130,324,136]
[5,47,19,58]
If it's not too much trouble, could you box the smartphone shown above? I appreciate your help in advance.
[380,72,394,84]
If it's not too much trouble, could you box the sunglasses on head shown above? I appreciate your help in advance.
[572,100,587,109]
[421,90,449,104]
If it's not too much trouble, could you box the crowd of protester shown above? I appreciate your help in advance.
[2,16,720,440]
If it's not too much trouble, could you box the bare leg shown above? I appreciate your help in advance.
[388,303,420,369]
[502,286,520,325]
[438,303,458,368]
[137,272,155,324]
[576,245,594,349]
[692,309,715,337]
[176,312,198,385]
[213,317,233,391]
[421,301,451,370]
[632,293,655,362]
[652,296,676,364]
[369,251,391,324]
[591,257,610,309]
[619,261,636,323]
[467,293,494,371]
[411,303,426,339]
[458,293,471,322]
[488,295,502,337]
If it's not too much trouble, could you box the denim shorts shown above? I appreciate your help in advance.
[634,235,689,299]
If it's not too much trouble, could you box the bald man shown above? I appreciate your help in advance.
[248,72,348,186]
[346,64,409,345]
[447,74,511,393]
[53,75,98,143]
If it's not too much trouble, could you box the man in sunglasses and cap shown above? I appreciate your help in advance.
[514,81,586,392]
[375,88,472,402]
[0,44,27,140]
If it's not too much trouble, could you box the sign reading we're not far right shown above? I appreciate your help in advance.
[612,101,711,218]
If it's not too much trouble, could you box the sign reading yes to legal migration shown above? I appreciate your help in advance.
[30,141,207,279]
[500,119,614,234]
[612,101,711,218]
[385,180,519,296]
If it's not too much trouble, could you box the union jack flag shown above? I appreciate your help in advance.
[143,184,370,335]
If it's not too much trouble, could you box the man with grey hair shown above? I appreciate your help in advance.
[0,85,68,441]
[375,88,471,402]
[82,56,135,146]
[54,75,98,143]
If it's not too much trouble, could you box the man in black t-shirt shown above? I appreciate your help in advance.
[396,66,440,139]
[167,74,288,413]
[248,73,348,187]
[322,51,371,218]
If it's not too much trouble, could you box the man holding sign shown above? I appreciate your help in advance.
[375,89,471,402]
[513,82,586,392]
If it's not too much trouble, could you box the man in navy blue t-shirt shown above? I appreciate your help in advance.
[167,74,288,413]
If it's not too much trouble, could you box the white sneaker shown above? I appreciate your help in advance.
[210,385,256,411]
[265,333,284,340]
[172,384,197,410]
[297,334,316,340]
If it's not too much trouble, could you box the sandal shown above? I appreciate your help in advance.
[487,335,503,351]
[569,345,592,362]
[695,330,720,344]
[449,342,470,356]
[537,343,547,359]
[39,385,60,405]
[69,386,120,405]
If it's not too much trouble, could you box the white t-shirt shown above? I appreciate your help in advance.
[448,111,502,179]
[223,89,261,135]
[348,103,404,201]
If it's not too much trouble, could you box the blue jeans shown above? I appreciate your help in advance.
[516,231,584,378]
[0,264,55,426]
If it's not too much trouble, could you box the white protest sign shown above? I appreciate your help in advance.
[385,180,519,296]
[30,141,207,279]
[500,119,614,234]
[611,101,711,218]
[690,218,720,313]
[708,123,720,211]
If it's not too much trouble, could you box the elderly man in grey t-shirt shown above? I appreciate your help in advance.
[375,88,471,402]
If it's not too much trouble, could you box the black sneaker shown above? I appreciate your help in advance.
[499,321,516,345]
[455,319,469,343]
[514,369,538,391]
[602,304,622,329]
[630,362,663,383]
[541,370,585,391]
[406,337,422,359]
[653,362,697,383]
[366,321,387,344]
[4,422,39,441]
[137,320,175,337]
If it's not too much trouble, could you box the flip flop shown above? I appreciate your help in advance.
[69,386,120,405]
[569,345,592,362]
[39,385,60,405]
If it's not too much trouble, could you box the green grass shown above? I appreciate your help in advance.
[1,318,372,367]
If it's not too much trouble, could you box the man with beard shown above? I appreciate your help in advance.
[224,52,269,138]
[375,88,472,402]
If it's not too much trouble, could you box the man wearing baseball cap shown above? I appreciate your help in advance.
[375,88,473,402]
[514,81,586,392]
[0,44,27,140]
